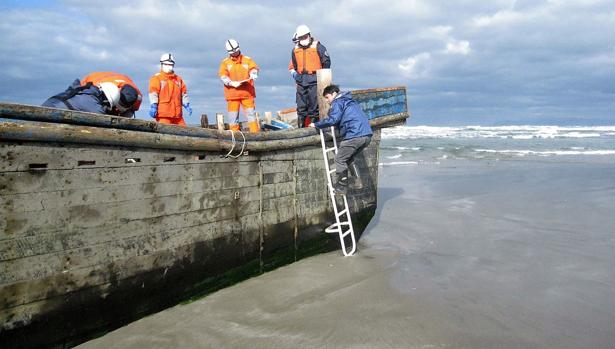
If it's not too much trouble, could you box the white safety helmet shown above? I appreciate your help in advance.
[295,24,310,38]
[160,53,175,65]
[98,82,120,107]
[225,39,240,54]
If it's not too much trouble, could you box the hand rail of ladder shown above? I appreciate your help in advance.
[319,127,357,256]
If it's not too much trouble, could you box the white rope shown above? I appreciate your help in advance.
[224,129,236,158]
[224,129,246,158]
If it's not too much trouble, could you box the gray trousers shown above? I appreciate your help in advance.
[335,136,372,175]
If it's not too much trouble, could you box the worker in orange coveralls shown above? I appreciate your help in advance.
[218,39,260,133]
[148,53,192,126]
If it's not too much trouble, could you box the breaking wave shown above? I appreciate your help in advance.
[382,125,615,140]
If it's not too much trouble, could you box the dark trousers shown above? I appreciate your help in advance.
[296,83,318,127]
[335,136,372,175]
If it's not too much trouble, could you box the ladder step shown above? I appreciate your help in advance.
[328,169,336,174]
[341,229,354,238]
[337,209,348,217]
[325,224,341,233]
[325,221,350,233]
[326,147,336,153]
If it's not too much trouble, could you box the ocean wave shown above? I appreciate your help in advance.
[474,148,615,156]
[386,154,402,159]
[382,125,615,140]
[379,161,419,166]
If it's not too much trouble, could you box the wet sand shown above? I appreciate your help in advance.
[79,160,615,349]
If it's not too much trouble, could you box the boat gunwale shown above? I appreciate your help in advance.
[0,113,406,152]
[0,86,408,141]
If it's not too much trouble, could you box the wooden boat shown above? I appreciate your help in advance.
[0,86,408,347]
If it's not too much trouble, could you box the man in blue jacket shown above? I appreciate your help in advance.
[310,84,373,194]
[42,76,139,117]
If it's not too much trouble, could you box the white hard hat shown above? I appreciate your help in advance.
[160,53,175,64]
[98,82,120,107]
[225,39,240,54]
[295,24,310,38]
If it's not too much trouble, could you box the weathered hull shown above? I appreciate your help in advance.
[0,87,408,348]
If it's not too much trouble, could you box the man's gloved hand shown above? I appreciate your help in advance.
[221,76,232,86]
[249,70,258,80]
[230,81,242,88]
[290,69,298,79]
[183,103,193,116]
[149,103,158,118]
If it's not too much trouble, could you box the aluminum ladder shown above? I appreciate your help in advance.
[319,127,357,256]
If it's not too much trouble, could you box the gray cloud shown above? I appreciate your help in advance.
[1,0,614,125]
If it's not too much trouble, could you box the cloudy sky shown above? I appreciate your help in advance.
[1,0,614,125]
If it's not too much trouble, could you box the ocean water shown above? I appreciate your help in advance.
[81,125,615,349]
[380,125,615,165]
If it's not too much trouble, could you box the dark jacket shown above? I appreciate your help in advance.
[291,41,331,87]
[314,91,373,140]
[42,79,107,114]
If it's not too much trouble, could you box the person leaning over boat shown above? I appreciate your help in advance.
[42,72,142,117]
[309,84,372,194]
[148,53,192,126]
[218,39,260,133]
[289,24,331,128]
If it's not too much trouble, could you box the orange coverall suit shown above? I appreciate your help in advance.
[82,72,143,116]
[218,55,259,132]
[148,71,189,126]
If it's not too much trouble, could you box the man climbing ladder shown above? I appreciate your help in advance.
[311,84,373,256]
[310,84,373,194]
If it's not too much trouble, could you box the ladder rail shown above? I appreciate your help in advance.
[319,127,357,256]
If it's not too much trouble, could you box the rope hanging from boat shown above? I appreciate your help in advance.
[224,129,246,158]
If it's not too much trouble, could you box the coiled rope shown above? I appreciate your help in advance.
[224,129,246,158]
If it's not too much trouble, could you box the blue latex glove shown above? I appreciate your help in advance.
[290,69,298,79]
[149,103,157,118]
[183,103,193,116]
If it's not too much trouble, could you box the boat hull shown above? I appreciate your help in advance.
[1,132,381,347]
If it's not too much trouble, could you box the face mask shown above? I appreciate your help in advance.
[162,64,174,73]
[299,38,311,46]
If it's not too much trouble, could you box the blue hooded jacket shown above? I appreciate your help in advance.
[42,79,107,114]
[314,91,373,140]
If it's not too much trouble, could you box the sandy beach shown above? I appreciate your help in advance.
[79,159,615,349]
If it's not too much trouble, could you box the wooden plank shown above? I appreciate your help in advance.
[262,196,294,212]
[1,200,262,284]
[317,69,333,119]
[264,111,272,125]
[1,183,261,240]
[216,113,225,131]
[2,208,274,311]
[262,182,294,200]
[0,185,263,260]
[1,175,261,214]
[0,162,260,195]
[0,98,405,144]
[260,160,293,174]
[0,113,401,154]
[0,142,240,172]
[0,220,246,308]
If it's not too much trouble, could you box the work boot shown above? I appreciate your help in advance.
[333,171,349,195]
